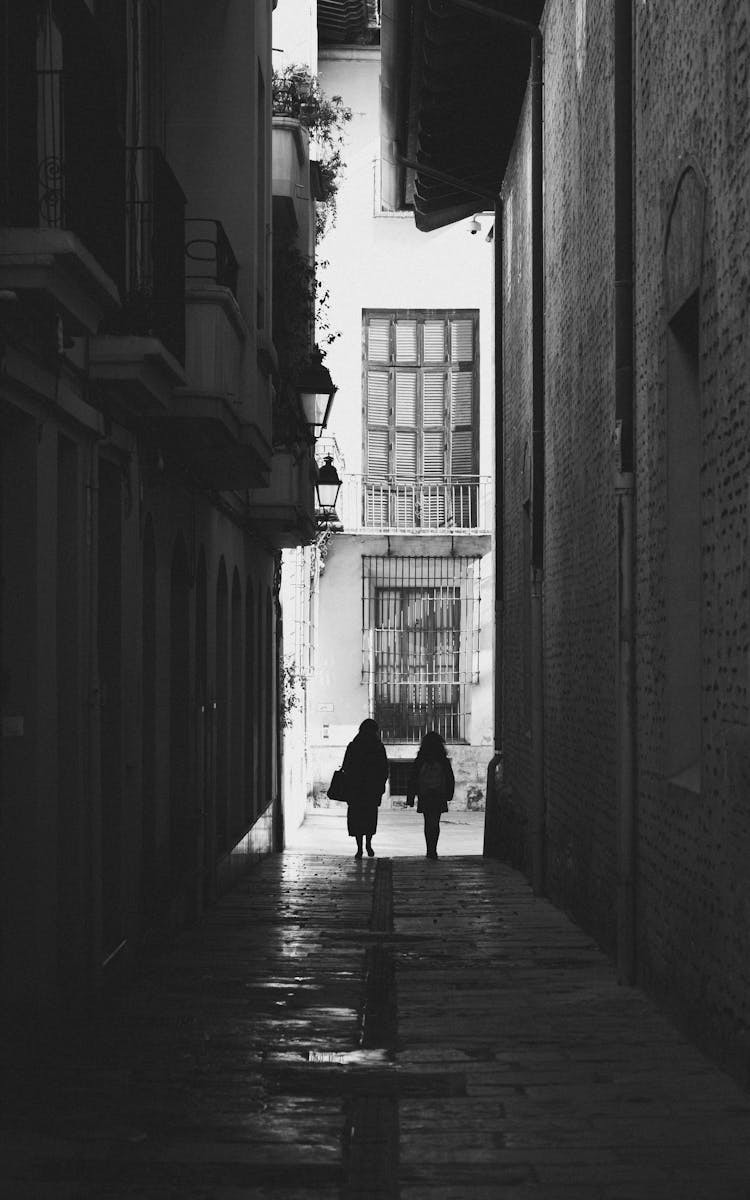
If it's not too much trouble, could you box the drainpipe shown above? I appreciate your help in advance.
[614,0,636,984]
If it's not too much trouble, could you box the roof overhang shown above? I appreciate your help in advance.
[318,0,380,44]
[381,0,543,231]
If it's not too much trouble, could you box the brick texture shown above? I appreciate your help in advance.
[499,0,750,1073]
[633,0,750,1069]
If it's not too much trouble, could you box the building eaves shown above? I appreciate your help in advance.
[381,0,543,231]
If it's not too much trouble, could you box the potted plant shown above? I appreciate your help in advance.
[272,64,352,240]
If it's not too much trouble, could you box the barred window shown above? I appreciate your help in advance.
[362,555,481,744]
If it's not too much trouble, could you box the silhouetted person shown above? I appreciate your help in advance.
[406,731,455,859]
[342,718,388,858]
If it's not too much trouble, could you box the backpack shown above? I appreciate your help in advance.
[418,759,444,798]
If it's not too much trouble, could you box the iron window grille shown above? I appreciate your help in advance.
[362,555,481,744]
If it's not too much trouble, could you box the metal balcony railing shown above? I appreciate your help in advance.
[272,79,304,120]
[119,146,186,363]
[0,14,124,287]
[185,218,239,296]
[337,475,492,534]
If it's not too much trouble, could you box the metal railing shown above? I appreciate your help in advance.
[185,218,239,295]
[119,146,186,363]
[375,681,470,744]
[338,474,492,534]
[272,79,303,120]
[0,23,124,288]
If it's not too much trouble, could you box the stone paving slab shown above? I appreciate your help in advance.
[285,808,485,858]
[2,841,750,1198]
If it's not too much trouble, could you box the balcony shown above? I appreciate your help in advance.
[91,147,187,417]
[247,447,318,549]
[272,105,313,253]
[338,475,493,538]
[185,219,239,294]
[158,217,271,490]
[0,16,123,333]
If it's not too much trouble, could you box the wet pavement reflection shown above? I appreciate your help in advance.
[2,814,750,1198]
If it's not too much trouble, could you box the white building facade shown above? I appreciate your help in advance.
[307,39,496,810]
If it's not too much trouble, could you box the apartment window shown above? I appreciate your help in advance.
[362,555,481,744]
[363,310,479,530]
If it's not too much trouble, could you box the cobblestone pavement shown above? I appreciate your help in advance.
[3,825,750,1198]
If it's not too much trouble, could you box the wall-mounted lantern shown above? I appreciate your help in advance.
[315,453,342,518]
[297,347,337,439]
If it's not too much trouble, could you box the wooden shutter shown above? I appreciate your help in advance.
[395,429,417,478]
[450,372,474,476]
[367,370,390,479]
[450,318,474,363]
[395,319,418,363]
[368,317,391,362]
[423,320,445,363]
[422,374,446,479]
[395,373,417,426]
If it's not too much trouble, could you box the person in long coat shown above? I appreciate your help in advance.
[342,718,389,858]
[406,730,455,859]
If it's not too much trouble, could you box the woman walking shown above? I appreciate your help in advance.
[406,731,455,859]
[342,718,388,858]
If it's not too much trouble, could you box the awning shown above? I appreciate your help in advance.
[381,0,543,231]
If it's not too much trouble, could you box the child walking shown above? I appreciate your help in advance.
[406,731,455,859]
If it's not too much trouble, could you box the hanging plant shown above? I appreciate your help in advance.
[272,63,353,241]
[272,242,340,382]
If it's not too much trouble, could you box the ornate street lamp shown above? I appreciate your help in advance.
[315,454,342,518]
[297,347,338,439]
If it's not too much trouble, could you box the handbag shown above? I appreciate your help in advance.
[327,767,347,802]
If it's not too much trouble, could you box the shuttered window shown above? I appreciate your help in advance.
[363,310,478,482]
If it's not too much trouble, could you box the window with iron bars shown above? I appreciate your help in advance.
[362,556,481,744]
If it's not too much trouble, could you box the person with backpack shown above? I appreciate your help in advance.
[342,718,389,858]
[406,730,455,859]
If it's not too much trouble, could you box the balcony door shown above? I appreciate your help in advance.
[363,310,478,530]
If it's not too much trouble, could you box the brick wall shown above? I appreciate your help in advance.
[500,0,750,1072]
[500,3,619,951]
[633,0,750,1068]
[497,87,535,874]
[540,1,619,950]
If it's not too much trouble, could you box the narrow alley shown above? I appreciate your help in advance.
[3,812,750,1199]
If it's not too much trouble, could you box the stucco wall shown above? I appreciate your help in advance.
[316,48,496,484]
[306,46,497,817]
[307,534,494,811]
